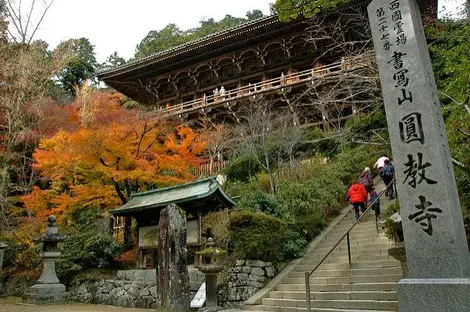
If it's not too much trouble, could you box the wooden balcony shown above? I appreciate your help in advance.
[141,54,373,120]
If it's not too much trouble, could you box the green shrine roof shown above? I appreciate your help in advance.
[109,177,236,217]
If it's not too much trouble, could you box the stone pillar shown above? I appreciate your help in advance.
[0,242,7,295]
[205,273,218,307]
[157,204,190,311]
[0,242,6,271]
[369,0,470,311]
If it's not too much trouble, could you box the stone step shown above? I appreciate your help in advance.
[306,249,392,261]
[268,290,397,301]
[351,260,400,269]
[289,267,402,278]
[331,226,380,233]
[283,274,402,285]
[275,282,397,292]
[295,260,400,272]
[301,254,395,265]
[282,276,349,285]
[315,238,391,249]
[261,298,398,311]
[350,274,402,283]
[324,233,385,241]
[350,267,403,276]
[312,243,394,254]
[330,226,380,232]
[244,305,396,312]
[243,195,400,312]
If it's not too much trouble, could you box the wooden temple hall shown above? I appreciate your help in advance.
[96,0,437,125]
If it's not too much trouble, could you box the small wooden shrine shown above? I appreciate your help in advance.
[109,177,235,268]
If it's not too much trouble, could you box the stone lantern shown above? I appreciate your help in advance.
[195,237,225,311]
[24,215,68,304]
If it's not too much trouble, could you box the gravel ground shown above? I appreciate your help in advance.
[0,303,153,312]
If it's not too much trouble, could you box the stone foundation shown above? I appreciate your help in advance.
[69,261,275,308]
[68,270,157,309]
[227,260,275,302]
[69,268,205,309]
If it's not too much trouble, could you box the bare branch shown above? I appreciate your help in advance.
[27,0,54,44]
[458,127,470,139]
[452,158,467,169]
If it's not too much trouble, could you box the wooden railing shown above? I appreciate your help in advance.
[197,161,227,176]
[141,54,372,120]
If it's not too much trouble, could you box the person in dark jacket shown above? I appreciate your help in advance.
[358,167,374,193]
[347,181,368,221]
[368,187,381,221]
[380,159,395,200]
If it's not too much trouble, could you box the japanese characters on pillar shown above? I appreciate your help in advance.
[374,0,441,236]
[369,0,470,279]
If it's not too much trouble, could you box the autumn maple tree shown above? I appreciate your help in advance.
[22,88,207,223]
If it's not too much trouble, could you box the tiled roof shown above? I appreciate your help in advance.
[96,15,278,77]
[109,176,235,216]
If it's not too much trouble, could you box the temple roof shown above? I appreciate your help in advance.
[96,1,383,79]
[96,15,306,83]
[96,0,437,103]
[109,177,236,217]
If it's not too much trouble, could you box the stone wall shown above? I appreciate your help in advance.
[69,268,205,309]
[68,270,157,309]
[227,260,275,302]
[69,261,275,308]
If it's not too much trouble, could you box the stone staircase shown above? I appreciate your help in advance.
[245,207,401,312]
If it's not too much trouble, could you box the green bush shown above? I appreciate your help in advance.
[57,229,121,284]
[383,201,401,241]
[237,189,283,215]
[224,155,262,182]
[282,228,308,259]
[0,233,42,270]
[56,210,121,284]
[296,127,341,158]
[228,211,286,262]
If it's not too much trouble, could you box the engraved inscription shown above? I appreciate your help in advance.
[409,195,442,236]
[403,153,438,188]
[399,112,424,144]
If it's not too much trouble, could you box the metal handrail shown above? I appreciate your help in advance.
[305,179,395,312]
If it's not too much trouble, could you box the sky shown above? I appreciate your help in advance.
[32,0,273,63]
[17,0,466,63]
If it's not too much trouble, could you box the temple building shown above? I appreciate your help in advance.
[96,0,437,127]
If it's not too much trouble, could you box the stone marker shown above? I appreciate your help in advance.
[190,282,206,309]
[24,215,68,304]
[157,204,190,311]
[368,0,470,311]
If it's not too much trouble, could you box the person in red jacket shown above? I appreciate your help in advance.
[347,181,368,221]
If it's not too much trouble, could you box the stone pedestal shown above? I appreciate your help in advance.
[197,265,224,312]
[24,283,68,304]
[25,251,68,303]
[38,252,61,284]
[205,272,219,308]
[398,278,470,312]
